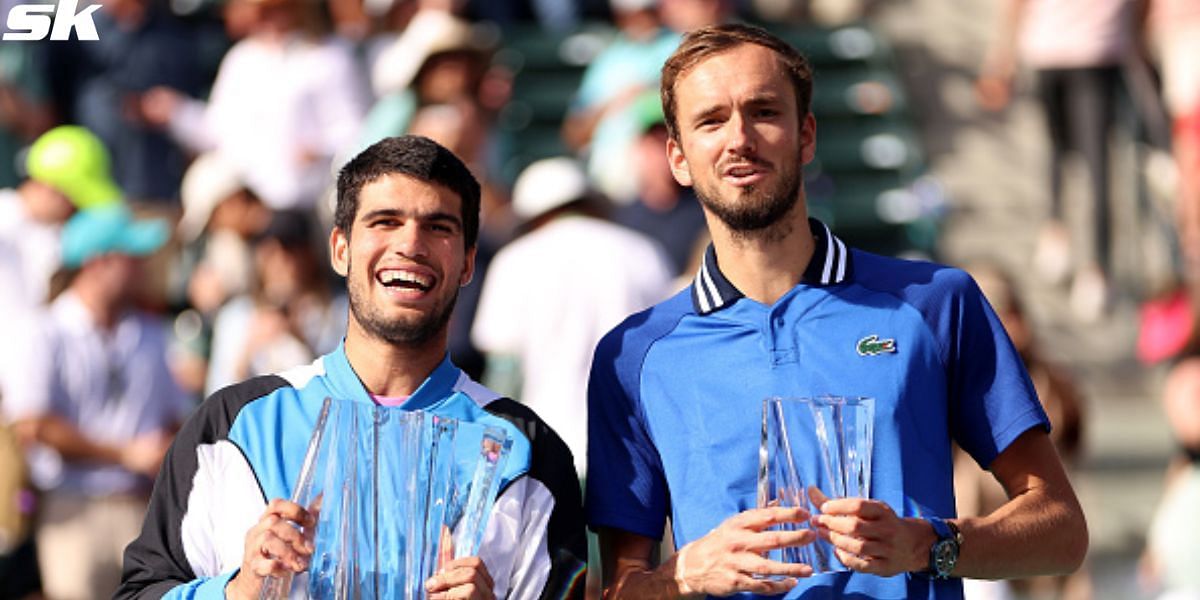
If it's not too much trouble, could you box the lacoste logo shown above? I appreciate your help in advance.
[856,334,896,356]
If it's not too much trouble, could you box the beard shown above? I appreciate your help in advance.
[346,258,459,347]
[693,158,802,235]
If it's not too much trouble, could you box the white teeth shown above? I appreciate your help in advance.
[379,270,432,288]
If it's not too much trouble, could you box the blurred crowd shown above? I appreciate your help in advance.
[0,0,1198,598]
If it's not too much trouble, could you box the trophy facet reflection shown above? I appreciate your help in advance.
[758,396,874,574]
[261,397,512,599]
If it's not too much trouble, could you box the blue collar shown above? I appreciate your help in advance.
[323,341,462,411]
[690,218,853,315]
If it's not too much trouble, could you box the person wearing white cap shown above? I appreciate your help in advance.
[174,152,269,317]
[2,206,191,600]
[471,156,674,481]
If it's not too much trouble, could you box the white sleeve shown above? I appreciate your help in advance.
[476,477,558,599]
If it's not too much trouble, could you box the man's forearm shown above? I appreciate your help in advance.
[951,480,1087,579]
[607,554,689,600]
[16,415,123,465]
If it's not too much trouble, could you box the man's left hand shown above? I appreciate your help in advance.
[425,556,495,600]
[809,487,934,577]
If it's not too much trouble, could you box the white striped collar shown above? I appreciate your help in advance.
[690,218,853,316]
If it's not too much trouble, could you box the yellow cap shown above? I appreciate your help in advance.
[27,126,121,210]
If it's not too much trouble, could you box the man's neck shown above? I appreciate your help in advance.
[343,322,447,398]
[708,202,814,307]
[72,278,120,330]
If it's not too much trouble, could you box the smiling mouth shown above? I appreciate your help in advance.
[377,270,434,293]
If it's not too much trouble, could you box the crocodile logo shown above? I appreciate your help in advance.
[856,334,896,356]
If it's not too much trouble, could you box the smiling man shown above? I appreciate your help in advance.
[116,136,587,600]
[586,24,1088,599]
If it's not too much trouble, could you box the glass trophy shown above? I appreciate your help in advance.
[261,397,512,599]
[758,396,874,574]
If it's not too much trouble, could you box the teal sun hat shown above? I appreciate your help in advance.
[62,206,169,268]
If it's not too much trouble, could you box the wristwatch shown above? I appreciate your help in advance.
[926,516,962,579]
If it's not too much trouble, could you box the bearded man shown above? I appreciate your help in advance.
[586,23,1087,600]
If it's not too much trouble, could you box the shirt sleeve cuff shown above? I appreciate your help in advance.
[193,568,239,600]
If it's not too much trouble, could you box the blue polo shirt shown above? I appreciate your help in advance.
[586,219,1049,599]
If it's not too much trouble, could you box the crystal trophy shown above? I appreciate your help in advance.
[261,397,512,599]
[758,396,874,574]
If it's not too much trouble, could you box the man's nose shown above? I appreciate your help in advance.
[726,111,756,154]
[392,222,429,258]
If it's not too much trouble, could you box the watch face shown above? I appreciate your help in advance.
[934,539,959,576]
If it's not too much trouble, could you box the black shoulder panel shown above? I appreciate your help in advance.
[484,398,587,600]
[115,375,290,599]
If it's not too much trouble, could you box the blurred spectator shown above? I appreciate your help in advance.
[139,0,369,211]
[361,8,508,159]
[561,0,680,202]
[174,153,270,313]
[613,91,707,275]
[1142,352,1200,599]
[954,263,1089,600]
[0,127,120,318]
[0,40,54,188]
[205,209,348,395]
[1147,0,1200,276]
[48,0,206,204]
[976,0,1139,321]
[0,127,122,408]
[1,206,190,600]
[471,157,673,479]
[167,152,270,395]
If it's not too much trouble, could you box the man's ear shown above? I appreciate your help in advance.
[330,227,349,277]
[800,113,817,166]
[667,136,693,187]
[459,245,477,287]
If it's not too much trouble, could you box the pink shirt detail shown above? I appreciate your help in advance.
[371,393,410,407]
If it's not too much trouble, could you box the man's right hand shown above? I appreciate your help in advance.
[227,499,316,600]
[669,506,815,598]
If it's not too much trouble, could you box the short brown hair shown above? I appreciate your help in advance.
[335,135,481,249]
[661,23,813,142]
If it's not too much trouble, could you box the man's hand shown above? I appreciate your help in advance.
[138,86,183,128]
[670,506,816,598]
[809,488,933,577]
[227,499,316,600]
[425,556,495,600]
[119,431,173,478]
